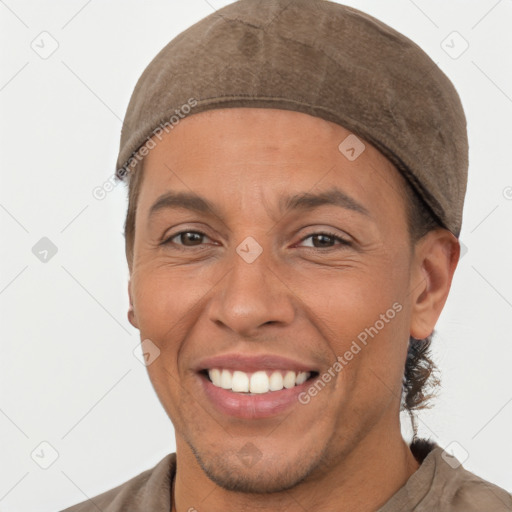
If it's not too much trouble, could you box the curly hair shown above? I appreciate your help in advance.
[119,157,443,435]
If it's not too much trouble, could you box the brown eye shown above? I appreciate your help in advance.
[164,231,210,247]
[298,232,351,249]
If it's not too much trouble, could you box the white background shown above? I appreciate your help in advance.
[1,1,511,510]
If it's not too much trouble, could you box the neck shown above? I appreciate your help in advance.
[172,427,420,512]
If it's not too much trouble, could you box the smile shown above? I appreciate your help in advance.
[203,368,316,394]
[198,369,320,419]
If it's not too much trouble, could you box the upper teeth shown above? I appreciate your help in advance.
[207,369,310,394]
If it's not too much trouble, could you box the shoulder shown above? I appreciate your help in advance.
[427,444,512,512]
[59,453,176,512]
[446,463,512,512]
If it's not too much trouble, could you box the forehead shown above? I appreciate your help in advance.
[136,108,409,227]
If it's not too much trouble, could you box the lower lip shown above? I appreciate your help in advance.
[198,372,317,419]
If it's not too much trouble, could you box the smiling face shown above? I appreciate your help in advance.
[127,108,442,494]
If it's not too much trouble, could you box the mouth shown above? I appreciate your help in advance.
[197,368,320,419]
[200,368,320,395]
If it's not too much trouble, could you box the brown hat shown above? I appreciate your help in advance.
[116,0,468,237]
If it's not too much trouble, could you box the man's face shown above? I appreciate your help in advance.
[128,108,418,492]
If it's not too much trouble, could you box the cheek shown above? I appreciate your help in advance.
[130,268,198,418]
[130,267,188,347]
[130,262,227,378]
[308,268,404,336]
[305,259,409,389]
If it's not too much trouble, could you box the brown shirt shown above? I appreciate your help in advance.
[61,440,512,511]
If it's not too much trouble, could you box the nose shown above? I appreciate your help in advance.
[206,241,296,337]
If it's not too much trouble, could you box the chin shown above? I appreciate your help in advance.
[189,443,320,494]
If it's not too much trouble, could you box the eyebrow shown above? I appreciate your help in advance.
[147,187,370,223]
[279,188,370,217]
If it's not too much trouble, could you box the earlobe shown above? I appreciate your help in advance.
[127,279,139,329]
[409,230,460,339]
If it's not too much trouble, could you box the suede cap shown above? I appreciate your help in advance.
[116,0,469,237]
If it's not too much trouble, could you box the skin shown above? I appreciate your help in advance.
[127,108,460,512]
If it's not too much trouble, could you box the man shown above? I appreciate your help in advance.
[62,0,512,511]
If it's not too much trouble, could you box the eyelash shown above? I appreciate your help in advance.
[161,230,351,250]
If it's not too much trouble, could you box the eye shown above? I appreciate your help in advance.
[162,230,212,247]
[297,231,351,249]
[161,230,351,250]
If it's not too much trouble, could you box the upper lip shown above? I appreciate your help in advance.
[195,353,319,373]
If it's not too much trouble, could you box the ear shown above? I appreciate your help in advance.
[127,279,139,329]
[409,229,460,339]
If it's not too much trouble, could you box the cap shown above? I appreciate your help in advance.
[116,0,468,237]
